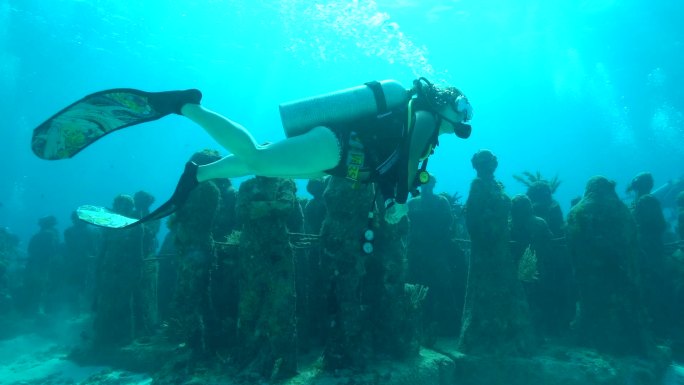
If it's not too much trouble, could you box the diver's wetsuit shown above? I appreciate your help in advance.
[324,102,438,203]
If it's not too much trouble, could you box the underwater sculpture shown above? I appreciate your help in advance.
[627,172,670,338]
[164,149,239,357]
[320,176,423,370]
[0,228,21,313]
[303,177,328,235]
[91,194,155,347]
[514,171,565,237]
[407,176,466,340]
[62,210,100,313]
[235,176,298,380]
[458,150,533,355]
[509,194,552,337]
[23,215,60,316]
[567,176,653,355]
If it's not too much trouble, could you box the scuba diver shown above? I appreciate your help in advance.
[31,78,473,227]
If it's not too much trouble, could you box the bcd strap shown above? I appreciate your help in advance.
[365,81,388,116]
[412,159,430,198]
[396,105,439,203]
[394,102,413,204]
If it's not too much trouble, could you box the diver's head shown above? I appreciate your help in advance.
[412,77,473,139]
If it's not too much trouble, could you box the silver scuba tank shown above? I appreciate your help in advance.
[279,80,410,138]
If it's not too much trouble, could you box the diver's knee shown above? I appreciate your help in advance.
[243,149,270,174]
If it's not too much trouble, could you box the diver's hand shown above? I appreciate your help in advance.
[384,200,408,224]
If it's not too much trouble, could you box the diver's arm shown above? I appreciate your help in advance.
[385,111,437,224]
[406,111,438,195]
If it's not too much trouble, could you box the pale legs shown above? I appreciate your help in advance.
[180,104,342,182]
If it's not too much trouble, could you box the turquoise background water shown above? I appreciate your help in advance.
[1,0,682,243]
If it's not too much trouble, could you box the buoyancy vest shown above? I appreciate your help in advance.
[325,98,439,204]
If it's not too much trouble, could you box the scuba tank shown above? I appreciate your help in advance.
[279,80,410,138]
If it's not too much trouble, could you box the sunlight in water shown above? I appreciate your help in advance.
[645,66,684,156]
[0,0,17,92]
[279,0,435,78]
[647,67,666,88]
[590,62,636,150]
[651,104,684,156]
[552,48,586,98]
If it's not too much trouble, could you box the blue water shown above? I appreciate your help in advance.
[0,0,682,244]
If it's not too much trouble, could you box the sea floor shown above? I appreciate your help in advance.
[1,316,683,385]
[0,333,152,385]
[0,314,151,385]
[664,365,684,385]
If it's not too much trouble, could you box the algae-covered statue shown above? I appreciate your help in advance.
[627,172,670,338]
[22,215,60,316]
[458,150,533,355]
[567,176,653,355]
[407,176,464,339]
[513,171,565,237]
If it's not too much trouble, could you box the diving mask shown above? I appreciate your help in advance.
[453,95,473,122]
[442,95,473,139]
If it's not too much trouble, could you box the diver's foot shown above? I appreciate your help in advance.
[147,89,202,115]
[127,161,200,227]
[170,161,200,206]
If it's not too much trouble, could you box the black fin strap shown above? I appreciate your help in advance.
[122,161,199,228]
[122,199,179,228]
[365,81,388,116]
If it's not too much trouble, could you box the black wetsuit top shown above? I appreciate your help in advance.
[324,102,437,203]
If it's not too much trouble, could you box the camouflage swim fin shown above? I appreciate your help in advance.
[31,88,201,160]
[76,161,199,229]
